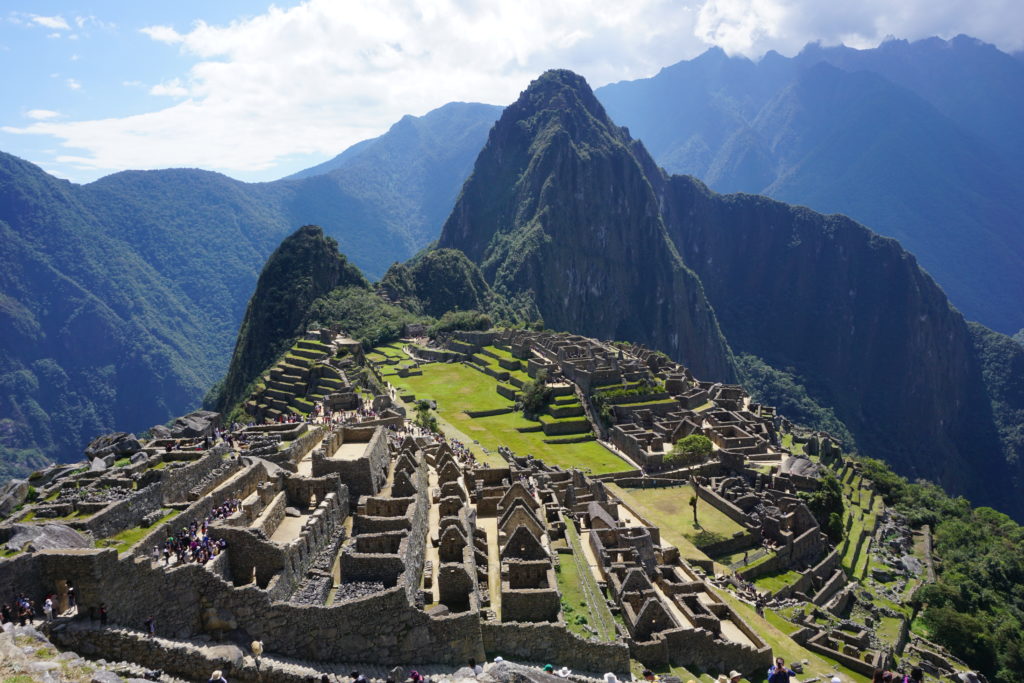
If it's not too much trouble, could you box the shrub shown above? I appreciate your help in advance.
[665,435,713,466]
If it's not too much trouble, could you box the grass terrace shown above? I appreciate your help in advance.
[384,358,630,475]
[607,484,745,547]
[557,515,616,640]
[95,509,180,554]
[752,569,802,594]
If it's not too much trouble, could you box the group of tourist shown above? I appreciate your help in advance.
[1,594,37,625]
[156,505,237,567]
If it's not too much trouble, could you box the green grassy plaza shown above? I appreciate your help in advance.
[379,356,631,475]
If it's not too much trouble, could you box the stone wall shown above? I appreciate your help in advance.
[313,427,390,502]
[739,527,828,581]
[661,626,773,676]
[75,479,165,540]
[160,447,238,504]
[481,622,630,675]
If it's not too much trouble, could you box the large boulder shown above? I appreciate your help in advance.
[84,432,141,460]
[0,479,30,518]
[168,410,221,438]
[780,454,821,479]
[149,424,172,439]
[480,662,565,683]
[4,523,91,552]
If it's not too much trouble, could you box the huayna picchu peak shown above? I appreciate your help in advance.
[3,25,1024,683]
[438,69,1024,521]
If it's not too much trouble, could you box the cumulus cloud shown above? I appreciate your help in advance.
[26,110,60,120]
[6,0,1024,180]
[5,0,698,175]
[30,15,70,30]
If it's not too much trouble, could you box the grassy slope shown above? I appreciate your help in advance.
[384,359,630,474]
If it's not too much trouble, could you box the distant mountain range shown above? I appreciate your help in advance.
[0,103,500,477]
[597,35,1024,336]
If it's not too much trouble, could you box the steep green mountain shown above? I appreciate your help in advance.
[437,69,1024,519]
[212,227,532,417]
[212,225,368,413]
[596,36,1024,335]
[0,102,500,474]
[379,248,534,323]
[436,70,735,382]
[658,175,1018,514]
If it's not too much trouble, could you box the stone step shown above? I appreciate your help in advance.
[264,387,293,402]
[285,355,313,369]
[291,347,323,361]
[295,339,331,352]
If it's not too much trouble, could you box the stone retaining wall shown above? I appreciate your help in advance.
[481,622,630,675]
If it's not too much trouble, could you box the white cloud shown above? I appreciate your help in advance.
[694,0,1024,57]
[26,109,60,120]
[7,0,1024,181]
[140,25,183,44]
[149,78,190,97]
[66,78,81,90]
[30,14,70,30]
[5,0,700,176]
[47,32,60,39]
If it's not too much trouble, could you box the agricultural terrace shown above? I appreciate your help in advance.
[378,353,631,475]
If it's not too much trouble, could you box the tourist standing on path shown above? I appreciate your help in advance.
[209,670,228,683]
[145,616,155,637]
[768,658,797,683]
[43,596,53,620]
[99,603,108,626]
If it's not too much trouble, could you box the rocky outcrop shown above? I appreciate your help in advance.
[84,432,142,460]
[437,70,735,382]
[0,479,29,518]
[168,410,221,439]
[3,523,91,552]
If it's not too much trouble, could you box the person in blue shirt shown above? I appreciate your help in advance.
[768,657,797,683]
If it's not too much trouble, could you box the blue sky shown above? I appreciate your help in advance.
[2,0,1022,184]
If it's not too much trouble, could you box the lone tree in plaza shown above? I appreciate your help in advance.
[666,434,713,468]
[413,400,438,433]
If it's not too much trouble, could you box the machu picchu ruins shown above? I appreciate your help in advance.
[0,326,983,683]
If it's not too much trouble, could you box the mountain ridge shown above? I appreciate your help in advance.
[596,35,1024,334]
[437,68,1024,518]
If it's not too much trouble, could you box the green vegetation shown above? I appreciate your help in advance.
[665,434,713,467]
[386,360,627,474]
[211,225,369,412]
[306,286,424,350]
[413,400,438,433]
[429,310,493,336]
[752,569,802,594]
[799,473,844,542]
[559,514,616,640]
[608,484,744,548]
[736,354,854,446]
[95,509,179,554]
[854,456,1024,682]
[517,371,550,418]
